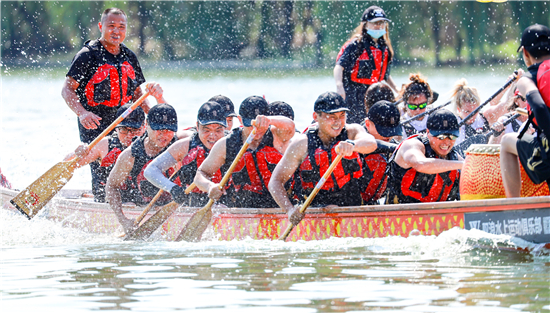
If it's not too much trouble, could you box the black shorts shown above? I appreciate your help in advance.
[516,133,550,185]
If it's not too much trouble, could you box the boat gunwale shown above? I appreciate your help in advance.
[3,187,549,217]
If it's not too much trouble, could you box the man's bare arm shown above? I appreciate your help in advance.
[268,135,308,224]
[105,148,136,234]
[397,140,463,174]
[270,116,296,142]
[61,76,102,129]
[194,137,228,200]
[345,124,377,155]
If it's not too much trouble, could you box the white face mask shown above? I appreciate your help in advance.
[367,28,386,39]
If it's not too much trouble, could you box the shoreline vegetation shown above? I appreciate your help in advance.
[0,60,523,80]
[1,1,548,76]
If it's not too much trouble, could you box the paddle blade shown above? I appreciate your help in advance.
[10,160,77,219]
[124,201,178,241]
[175,201,214,242]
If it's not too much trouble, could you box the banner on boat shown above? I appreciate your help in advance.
[464,208,550,243]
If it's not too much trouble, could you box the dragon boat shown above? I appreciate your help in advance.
[2,145,550,248]
[2,187,550,246]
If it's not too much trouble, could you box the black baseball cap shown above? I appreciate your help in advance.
[209,95,237,118]
[268,101,295,120]
[147,103,178,132]
[517,24,550,58]
[314,92,348,114]
[116,103,145,129]
[197,101,227,127]
[239,96,269,127]
[426,109,460,137]
[367,100,402,137]
[361,6,391,23]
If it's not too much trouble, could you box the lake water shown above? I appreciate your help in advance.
[1,67,549,312]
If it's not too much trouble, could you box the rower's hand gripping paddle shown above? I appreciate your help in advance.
[10,91,151,219]
[176,126,259,242]
[279,154,344,241]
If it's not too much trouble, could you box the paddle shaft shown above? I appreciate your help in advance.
[458,72,518,127]
[399,101,451,126]
[489,113,521,138]
[84,92,151,153]
[456,113,522,153]
[134,168,178,226]
[279,154,344,241]
[175,127,258,242]
[132,182,196,227]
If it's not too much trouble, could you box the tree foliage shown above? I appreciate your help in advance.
[1,1,549,67]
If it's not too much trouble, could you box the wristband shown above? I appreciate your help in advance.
[346,139,355,146]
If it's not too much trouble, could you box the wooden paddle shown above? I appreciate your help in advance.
[279,154,344,241]
[516,108,528,116]
[175,127,258,242]
[123,182,197,241]
[10,92,151,219]
[133,170,181,227]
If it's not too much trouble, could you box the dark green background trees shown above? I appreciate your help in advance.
[1,1,549,69]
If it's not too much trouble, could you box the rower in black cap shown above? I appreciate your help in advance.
[386,109,463,204]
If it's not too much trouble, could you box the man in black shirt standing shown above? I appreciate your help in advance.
[61,8,151,196]
[62,7,150,144]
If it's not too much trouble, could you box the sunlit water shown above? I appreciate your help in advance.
[2,68,549,312]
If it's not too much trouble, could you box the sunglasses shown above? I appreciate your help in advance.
[118,127,141,135]
[435,134,458,141]
[407,102,427,110]
[516,94,526,102]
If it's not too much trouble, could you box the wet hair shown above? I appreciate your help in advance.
[399,73,432,107]
[349,21,394,62]
[364,82,395,113]
[451,78,480,109]
[101,8,127,23]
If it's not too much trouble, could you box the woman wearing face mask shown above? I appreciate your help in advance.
[334,6,397,124]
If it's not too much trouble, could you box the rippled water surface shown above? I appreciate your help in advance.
[2,70,550,312]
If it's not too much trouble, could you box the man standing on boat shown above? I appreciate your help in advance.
[144,101,228,207]
[268,92,377,225]
[501,24,550,197]
[385,109,463,204]
[106,98,178,235]
[64,103,146,202]
[194,96,296,208]
[62,8,150,199]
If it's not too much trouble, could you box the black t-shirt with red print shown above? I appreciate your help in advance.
[67,39,146,143]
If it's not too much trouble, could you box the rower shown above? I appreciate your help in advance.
[63,102,146,202]
[176,94,237,139]
[385,109,463,204]
[144,101,228,207]
[194,96,296,208]
[452,78,510,154]
[0,168,11,189]
[268,91,377,225]
[364,82,395,116]
[106,93,178,235]
[360,100,401,204]
[501,24,550,198]
[399,73,435,137]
